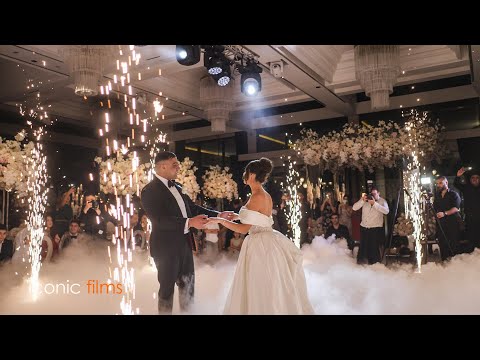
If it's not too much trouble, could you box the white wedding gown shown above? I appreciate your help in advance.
[223,207,315,315]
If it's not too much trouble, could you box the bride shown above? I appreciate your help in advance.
[207,157,314,315]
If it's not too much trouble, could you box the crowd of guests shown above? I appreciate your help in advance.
[0,186,152,266]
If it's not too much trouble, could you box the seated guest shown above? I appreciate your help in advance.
[0,224,13,263]
[44,214,54,238]
[203,221,220,264]
[53,187,75,236]
[307,216,325,241]
[60,219,88,249]
[228,231,244,256]
[49,226,62,260]
[325,213,353,249]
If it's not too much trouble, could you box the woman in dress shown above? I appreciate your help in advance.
[207,157,314,315]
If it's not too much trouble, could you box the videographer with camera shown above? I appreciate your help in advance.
[352,187,389,265]
[78,192,118,241]
[433,176,462,261]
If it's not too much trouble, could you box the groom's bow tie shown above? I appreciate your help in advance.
[167,180,176,188]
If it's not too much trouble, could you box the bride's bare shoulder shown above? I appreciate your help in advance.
[246,192,272,215]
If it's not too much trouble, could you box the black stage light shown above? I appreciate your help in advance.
[240,61,263,96]
[176,45,201,66]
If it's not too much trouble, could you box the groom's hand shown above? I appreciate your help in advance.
[219,211,236,221]
[189,215,209,229]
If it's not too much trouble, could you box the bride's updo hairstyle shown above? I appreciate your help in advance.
[244,157,273,184]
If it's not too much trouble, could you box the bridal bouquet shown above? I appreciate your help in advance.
[95,152,150,196]
[202,165,238,201]
[295,114,446,172]
[176,157,200,201]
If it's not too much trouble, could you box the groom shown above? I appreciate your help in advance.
[141,151,234,314]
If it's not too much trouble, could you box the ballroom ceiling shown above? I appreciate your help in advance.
[0,45,478,146]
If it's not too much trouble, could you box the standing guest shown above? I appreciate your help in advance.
[454,167,480,250]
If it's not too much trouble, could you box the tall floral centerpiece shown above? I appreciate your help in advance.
[175,157,200,201]
[202,165,238,211]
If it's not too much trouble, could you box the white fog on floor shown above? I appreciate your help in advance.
[1,235,480,315]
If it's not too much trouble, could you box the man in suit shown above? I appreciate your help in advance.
[141,151,235,314]
[0,224,13,263]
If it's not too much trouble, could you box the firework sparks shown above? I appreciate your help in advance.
[26,127,48,301]
[283,154,301,248]
[402,110,427,272]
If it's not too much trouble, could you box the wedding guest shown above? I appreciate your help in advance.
[0,224,13,263]
[44,214,54,238]
[203,221,220,263]
[60,219,89,249]
[53,187,74,237]
[320,192,337,229]
[325,213,352,249]
[307,216,324,241]
[224,199,243,251]
[454,167,480,250]
[228,231,244,258]
[338,194,353,236]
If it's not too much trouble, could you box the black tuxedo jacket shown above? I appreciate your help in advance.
[141,177,218,258]
[0,239,14,262]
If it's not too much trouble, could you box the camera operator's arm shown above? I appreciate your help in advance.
[352,196,366,211]
[373,199,389,215]
[78,201,92,224]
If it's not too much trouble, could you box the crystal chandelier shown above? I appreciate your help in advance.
[354,45,401,110]
[200,76,235,132]
[60,45,114,97]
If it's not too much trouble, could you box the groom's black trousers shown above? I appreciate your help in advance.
[154,234,195,314]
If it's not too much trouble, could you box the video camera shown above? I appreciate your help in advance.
[87,198,100,209]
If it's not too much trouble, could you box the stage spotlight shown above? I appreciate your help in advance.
[176,45,200,66]
[213,68,231,86]
[204,45,226,75]
[240,61,263,96]
[207,57,224,75]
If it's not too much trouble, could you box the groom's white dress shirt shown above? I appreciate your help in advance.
[155,174,190,234]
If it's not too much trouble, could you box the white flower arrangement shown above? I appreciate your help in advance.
[96,152,150,196]
[294,117,446,172]
[0,135,33,199]
[393,213,414,237]
[175,157,200,201]
[202,165,238,201]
